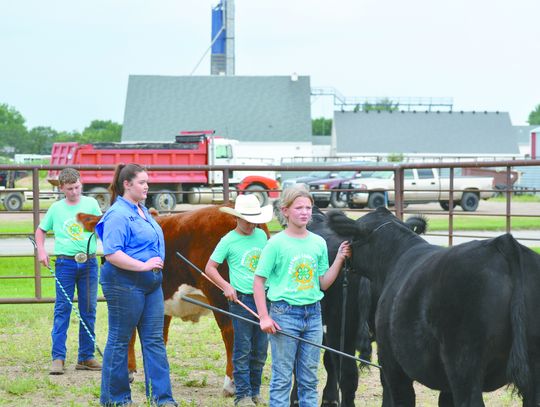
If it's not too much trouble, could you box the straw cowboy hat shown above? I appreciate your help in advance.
[220,194,273,224]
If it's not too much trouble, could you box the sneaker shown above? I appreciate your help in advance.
[76,358,102,371]
[50,359,65,375]
[236,397,256,406]
[252,395,267,405]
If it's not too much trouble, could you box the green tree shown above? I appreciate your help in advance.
[80,120,122,143]
[0,103,29,155]
[27,126,58,154]
[362,98,399,112]
[53,130,82,143]
[528,104,540,125]
[312,117,332,136]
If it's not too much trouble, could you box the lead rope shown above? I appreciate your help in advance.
[338,256,351,406]
[85,232,95,315]
[28,236,103,357]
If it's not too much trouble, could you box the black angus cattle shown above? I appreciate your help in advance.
[274,203,372,406]
[327,207,540,406]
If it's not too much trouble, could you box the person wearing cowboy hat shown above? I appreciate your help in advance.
[205,194,273,406]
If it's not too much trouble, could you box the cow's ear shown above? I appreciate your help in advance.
[77,212,102,232]
[327,210,359,236]
[405,215,428,235]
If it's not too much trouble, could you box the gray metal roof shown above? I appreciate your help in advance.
[334,111,519,155]
[121,75,311,142]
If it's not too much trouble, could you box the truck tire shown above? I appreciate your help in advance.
[347,202,365,209]
[460,192,479,212]
[314,200,330,208]
[439,201,457,211]
[152,192,176,212]
[3,192,24,211]
[330,190,347,208]
[88,187,111,211]
[244,185,268,206]
[368,192,386,209]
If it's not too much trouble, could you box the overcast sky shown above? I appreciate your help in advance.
[1,0,539,132]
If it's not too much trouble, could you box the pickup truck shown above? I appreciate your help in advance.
[308,170,363,208]
[346,168,494,211]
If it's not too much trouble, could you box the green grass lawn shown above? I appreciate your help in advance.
[426,216,540,231]
[0,261,528,406]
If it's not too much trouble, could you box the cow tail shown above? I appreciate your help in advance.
[497,235,532,399]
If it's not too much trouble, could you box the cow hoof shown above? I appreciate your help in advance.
[128,370,135,383]
[222,375,235,397]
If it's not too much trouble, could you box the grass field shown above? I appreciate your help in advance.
[0,299,524,406]
[0,254,537,405]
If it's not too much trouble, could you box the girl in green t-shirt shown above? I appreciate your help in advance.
[253,185,351,406]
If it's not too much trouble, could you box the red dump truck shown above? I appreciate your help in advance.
[47,131,279,211]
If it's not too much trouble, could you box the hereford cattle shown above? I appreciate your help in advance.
[79,205,270,396]
[327,207,540,406]
[273,203,373,407]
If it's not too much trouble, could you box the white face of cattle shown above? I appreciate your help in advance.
[164,284,210,322]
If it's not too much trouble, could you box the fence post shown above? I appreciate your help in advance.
[32,167,42,300]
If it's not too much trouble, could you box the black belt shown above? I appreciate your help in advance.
[56,253,96,263]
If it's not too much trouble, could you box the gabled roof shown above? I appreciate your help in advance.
[334,110,519,155]
[121,75,311,142]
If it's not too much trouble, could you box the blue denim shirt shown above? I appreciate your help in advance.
[96,196,165,261]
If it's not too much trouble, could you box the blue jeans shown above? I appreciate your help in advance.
[230,294,269,403]
[268,300,323,407]
[52,257,98,362]
[99,262,176,406]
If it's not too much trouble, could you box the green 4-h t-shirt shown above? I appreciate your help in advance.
[255,231,329,306]
[39,196,102,255]
[210,228,268,295]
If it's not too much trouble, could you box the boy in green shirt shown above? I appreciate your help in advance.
[205,194,273,406]
[35,168,102,375]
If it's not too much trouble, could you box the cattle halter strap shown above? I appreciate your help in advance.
[352,221,394,250]
[372,221,393,233]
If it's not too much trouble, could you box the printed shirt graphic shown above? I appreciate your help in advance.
[210,228,268,294]
[39,196,102,255]
[255,231,329,305]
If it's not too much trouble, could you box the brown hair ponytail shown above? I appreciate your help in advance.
[108,163,145,204]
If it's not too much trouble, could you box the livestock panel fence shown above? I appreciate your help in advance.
[1,160,539,304]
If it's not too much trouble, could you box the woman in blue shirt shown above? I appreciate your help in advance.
[96,163,177,407]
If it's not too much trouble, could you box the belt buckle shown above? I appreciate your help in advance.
[152,268,161,273]
[74,253,88,263]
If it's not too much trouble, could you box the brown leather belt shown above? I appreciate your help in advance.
[56,253,96,263]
